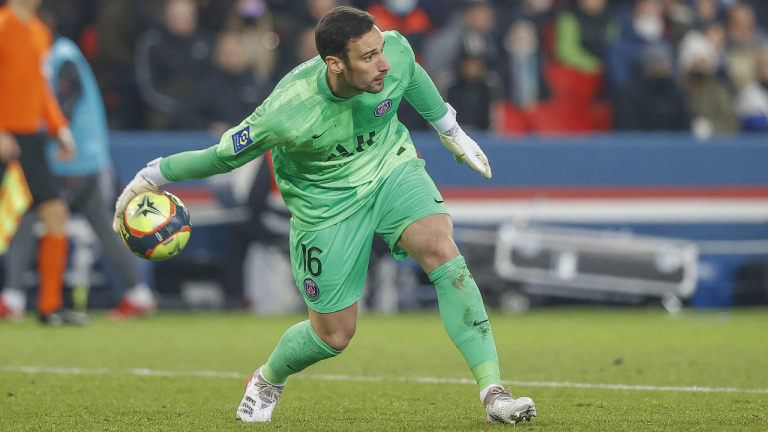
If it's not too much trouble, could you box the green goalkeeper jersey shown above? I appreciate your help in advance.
[159,30,448,231]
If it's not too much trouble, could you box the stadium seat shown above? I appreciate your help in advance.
[590,100,613,131]
[494,100,611,136]
[492,100,529,136]
[544,63,604,106]
[528,100,592,135]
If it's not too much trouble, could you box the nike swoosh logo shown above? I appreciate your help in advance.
[286,364,299,372]
[312,128,330,139]
[473,319,489,326]
[434,198,444,203]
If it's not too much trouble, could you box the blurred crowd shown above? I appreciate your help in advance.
[20,0,768,135]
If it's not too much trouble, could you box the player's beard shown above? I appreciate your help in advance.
[345,64,385,94]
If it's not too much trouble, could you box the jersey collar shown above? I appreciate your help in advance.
[317,64,350,103]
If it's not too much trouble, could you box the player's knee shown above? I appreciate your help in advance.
[36,199,70,234]
[419,233,459,265]
[324,326,356,351]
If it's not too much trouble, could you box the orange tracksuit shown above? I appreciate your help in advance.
[0,4,68,135]
[0,4,69,316]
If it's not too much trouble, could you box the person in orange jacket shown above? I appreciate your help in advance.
[0,0,87,325]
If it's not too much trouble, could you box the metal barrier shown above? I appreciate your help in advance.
[493,223,699,312]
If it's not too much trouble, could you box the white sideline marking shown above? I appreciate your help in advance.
[2,365,767,394]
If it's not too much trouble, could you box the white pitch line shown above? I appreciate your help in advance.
[2,365,767,395]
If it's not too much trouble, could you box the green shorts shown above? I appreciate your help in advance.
[289,158,448,313]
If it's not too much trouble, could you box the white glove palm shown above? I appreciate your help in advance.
[112,158,165,233]
[439,125,492,179]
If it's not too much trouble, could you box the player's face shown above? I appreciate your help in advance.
[343,27,390,94]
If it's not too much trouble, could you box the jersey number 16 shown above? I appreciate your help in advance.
[300,243,323,277]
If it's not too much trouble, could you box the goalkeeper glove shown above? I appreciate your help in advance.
[112,157,169,233]
[439,124,492,179]
[434,104,492,179]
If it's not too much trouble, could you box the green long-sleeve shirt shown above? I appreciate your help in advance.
[159,30,448,231]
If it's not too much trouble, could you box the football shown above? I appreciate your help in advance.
[119,190,191,261]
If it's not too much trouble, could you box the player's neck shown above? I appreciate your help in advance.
[326,70,362,99]
[8,1,36,21]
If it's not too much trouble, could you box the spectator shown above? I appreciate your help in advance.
[172,31,271,136]
[725,2,768,124]
[419,0,463,29]
[555,0,620,74]
[678,30,740,134]
[495,0,557,111]
[693,0,721,29]
[272,0,337,78]
[607,0,670,88]
[661,0,694,47]
[197,0,239,34]
[702,22,729,80]
[424,0,501,84]
[135,0,213,129]
[613,42,692,130]
[366,0,433,59]
[502,19,549,109]
[740,0,768,31]
[90,0,154,129]
[294,25,319,62]
[446,52,493,130]
[274,0,338,76]
[607,0,675,128]
[734,49,768,131]
[726,2,768,52]
[229,0,278,83]
[496,0,557,45]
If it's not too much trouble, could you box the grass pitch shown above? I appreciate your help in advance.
[1,307,767,431]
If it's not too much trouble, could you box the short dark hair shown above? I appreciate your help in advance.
[315,6,376,63]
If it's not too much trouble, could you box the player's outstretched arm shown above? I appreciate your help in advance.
[391,32,491,179]
[432,104,492,179]
[112,157,169,233]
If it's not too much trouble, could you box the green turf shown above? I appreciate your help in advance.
[1,307,767,431]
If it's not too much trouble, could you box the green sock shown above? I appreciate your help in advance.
[429,255,502,390]
[262,320,342,385]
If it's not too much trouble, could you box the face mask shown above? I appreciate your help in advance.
[633,16,664,41]
[385,0,417,16]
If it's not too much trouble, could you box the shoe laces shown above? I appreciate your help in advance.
[251,378,282,407]
[486,386,514,405]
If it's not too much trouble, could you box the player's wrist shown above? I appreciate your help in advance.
[142,157,170,186]
[431,104,458,134]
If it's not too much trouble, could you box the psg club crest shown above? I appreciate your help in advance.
[374,99,392,117]
[231,125,254,153]
[304,278,320,301]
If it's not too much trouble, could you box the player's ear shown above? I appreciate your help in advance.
[326,55,345,74]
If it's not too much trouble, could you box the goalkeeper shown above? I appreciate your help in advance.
[114,6,536,425]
